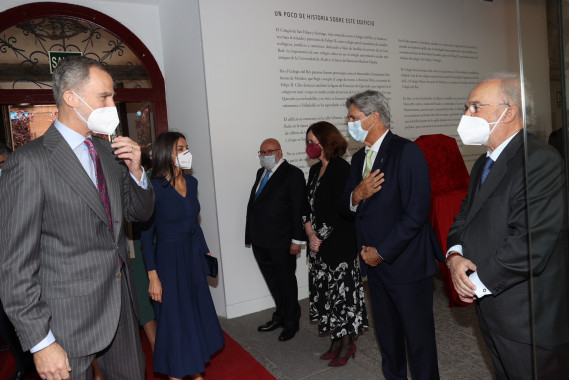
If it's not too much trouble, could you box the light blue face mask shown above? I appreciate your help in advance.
[348,114,374,143]
[259,154,277,169]
[348,120,367,143]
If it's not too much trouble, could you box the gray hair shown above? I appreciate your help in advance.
[484,73,535,127]
[52,56,111,107]
[0,143,12,156]
[346,90,391,128]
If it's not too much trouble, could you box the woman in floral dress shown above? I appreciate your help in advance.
[302,121,368,367]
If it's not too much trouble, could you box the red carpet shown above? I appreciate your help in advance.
[0,330,275,380]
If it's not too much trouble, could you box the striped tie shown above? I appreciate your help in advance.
[84,138,113,234]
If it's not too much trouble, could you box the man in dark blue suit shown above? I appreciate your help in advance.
[340,90,442,380]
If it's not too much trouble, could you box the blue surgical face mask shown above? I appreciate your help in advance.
[348,114,374,143]
[259,154,277,169]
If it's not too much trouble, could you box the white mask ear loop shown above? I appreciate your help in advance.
[71,91,93,125]
[488,106,510,136]
[72,91,94,111]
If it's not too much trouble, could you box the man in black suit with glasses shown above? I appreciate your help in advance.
[246,138,306,342]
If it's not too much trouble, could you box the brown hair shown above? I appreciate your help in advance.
[306,121,347,160]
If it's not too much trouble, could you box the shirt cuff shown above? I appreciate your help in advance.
[130,168,149,189]
[30,330,56,353]
[291,239,305,245]
[349,192,358,212]
[469,271,492,298]
[446,245,463,258]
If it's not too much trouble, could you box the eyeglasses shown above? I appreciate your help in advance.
[258,149,281,156]
[464,103,510,114]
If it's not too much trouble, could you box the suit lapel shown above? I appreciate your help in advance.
[372,130,393,173]
[353,148,365,178]
[466,133,523,223]
[255,160,288,202]
[250,168,263,202]
[45,126,111,231]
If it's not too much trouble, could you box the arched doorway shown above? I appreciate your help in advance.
[0,2,167,151]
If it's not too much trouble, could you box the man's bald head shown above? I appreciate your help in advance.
[259,138,283,167]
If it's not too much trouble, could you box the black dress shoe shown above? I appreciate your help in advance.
[10,369,30,380]
[278,326,299,341]
[258,320,283,332]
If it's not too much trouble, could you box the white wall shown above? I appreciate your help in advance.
[519,0,552,140]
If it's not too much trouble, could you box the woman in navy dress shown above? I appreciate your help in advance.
[141,132,224,380]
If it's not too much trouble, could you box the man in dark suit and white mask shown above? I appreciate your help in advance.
[0,56,154,380]
[447,74,569,379]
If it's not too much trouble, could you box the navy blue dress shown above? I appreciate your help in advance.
[141,175,224,378]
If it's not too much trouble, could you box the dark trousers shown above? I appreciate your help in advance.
[252,245,300,328]
[68,273,145,380]
[477,305,569,379]
[367,272,440,380]
[0,298,33,372]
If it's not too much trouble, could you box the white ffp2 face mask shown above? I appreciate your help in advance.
[457,107,509,145]
[73,91,120,135]
[173,150,192,169]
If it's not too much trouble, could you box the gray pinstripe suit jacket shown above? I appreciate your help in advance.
[0,125,154,358]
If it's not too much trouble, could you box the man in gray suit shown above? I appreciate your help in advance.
[447,75,569,378]
[0,57,154,380]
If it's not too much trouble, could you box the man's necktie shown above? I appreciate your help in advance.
[84,139,113,234]
[255,169,272,200]
[363,149,374,179]
[479,156,494,187]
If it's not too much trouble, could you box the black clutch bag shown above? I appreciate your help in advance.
[205,254,218,278]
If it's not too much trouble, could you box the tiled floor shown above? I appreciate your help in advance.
[219,275,494,379]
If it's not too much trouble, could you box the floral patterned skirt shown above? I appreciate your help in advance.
[308,252,368,339]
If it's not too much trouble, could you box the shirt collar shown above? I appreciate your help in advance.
[487,131,520,161]
[366,129,388,153]
[54,118,90,151]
